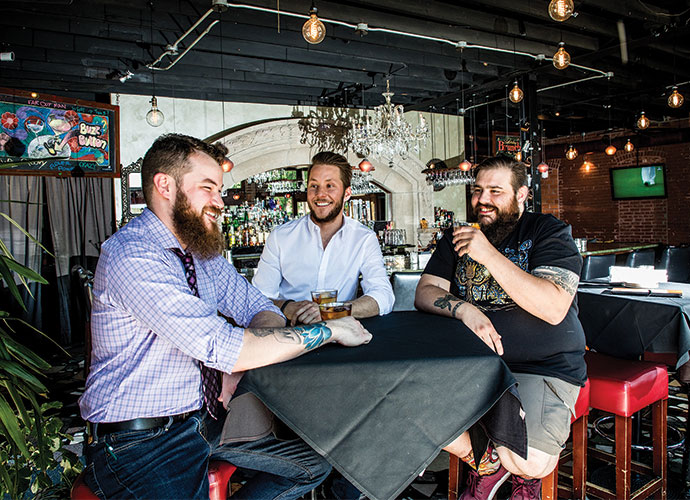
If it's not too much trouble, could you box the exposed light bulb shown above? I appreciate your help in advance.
[583,160,592,172]
[458,159,472,171]
[221,158,234,172]
[668,87,684,108]
[637,111,649,130]
[537,162,549,178]
[605,144,617,156]
[565,145,578,160]
[553,42,570,70]
[302,5,326,44]
[509,81,523,103]
[515,150,523,161]
[624,139,634,152]
[145,96,165,127]
[548,0,574,22]
[358,159,374,172]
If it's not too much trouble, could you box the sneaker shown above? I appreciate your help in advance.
[459,465,511,500]
[510,475,542,500]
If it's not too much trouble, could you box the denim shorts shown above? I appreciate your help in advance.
[514,373,581,456]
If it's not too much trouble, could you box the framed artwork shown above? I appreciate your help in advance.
[0,88,120,177]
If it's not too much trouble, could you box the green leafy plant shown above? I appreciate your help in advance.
[0,208,81,497]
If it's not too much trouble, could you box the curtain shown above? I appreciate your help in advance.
[0,176,44,330]
[46,177,114,344]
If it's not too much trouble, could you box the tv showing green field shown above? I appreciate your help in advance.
[610,165,666,200]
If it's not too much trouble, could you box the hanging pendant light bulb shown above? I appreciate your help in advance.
[358,159,374,172]
[458,159,472,171]
[565,144,578,160]
[605,144,617,156]
[302,2,326,44]
[548,0,574,22]
[537,162,549,178]
[624,139,634,152]
[636,111,649,130]
[515,150,523,162]
[667,86,684,108]
[509,81,523,103]
[146,96,165,127]
[553,42,571,70]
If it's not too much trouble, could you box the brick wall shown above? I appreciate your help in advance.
[540,142,690,245]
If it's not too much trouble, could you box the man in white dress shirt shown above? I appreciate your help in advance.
[253,151,394,325]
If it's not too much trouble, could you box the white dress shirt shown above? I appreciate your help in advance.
[253,215,394,315]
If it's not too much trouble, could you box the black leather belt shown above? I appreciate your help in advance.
[87,410,196,441]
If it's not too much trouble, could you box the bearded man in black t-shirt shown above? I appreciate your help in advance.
[415,156,586,500]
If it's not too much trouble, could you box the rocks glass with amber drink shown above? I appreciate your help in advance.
[311,289,338,304]
[318,302,352,320]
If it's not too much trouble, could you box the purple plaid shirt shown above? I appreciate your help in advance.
[79,209,282,422]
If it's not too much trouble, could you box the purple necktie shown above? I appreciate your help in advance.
[170,248,223,420]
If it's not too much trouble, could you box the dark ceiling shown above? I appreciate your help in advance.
[1,0,689,139]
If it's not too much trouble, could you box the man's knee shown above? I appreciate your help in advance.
[496,446,559,479]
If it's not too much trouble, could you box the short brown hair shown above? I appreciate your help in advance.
[307,151,352,188]
[141,134,228,205]
[473,156,529,194]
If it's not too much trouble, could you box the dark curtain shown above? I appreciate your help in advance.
[45,177,114,345]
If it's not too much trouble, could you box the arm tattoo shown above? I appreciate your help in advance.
[247,323,332,351]
[532,266,579,296]
[433,293,465,317]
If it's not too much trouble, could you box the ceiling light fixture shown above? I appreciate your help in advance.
[302,2,326,44]
[605,144,617,156]
[221,158,234,172]
[146,96,165,127]
[553,42,571,70]
[537,162,549,178]
[548,0,575,22]
[667,86,684,108]
[582,159,593,172]
[509,80,523,103]
[637,111,650,130]
[565,144,578,160]
[624,139,634,152]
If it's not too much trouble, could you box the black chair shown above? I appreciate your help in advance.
[658,246,690,283]
[390,271,423,312]
[580,254,615,281]
[625,249,655,268]
[71,265,94,378]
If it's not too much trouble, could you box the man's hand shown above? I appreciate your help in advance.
[456,302,503,355]
[325,316,372,346]
[285,300,322,325]
[452,226,499,265]
[220,371,244,409]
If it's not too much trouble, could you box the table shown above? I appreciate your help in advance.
[578,282,690,368]
[581,242,659,257]
[241,311,526,500]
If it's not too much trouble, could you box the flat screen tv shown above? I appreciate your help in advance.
[610,164,667,200]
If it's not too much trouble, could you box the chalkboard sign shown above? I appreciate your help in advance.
[0,88,120,177]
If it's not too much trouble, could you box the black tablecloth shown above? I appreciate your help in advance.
[241,311,526,500]
[578,282,690,368]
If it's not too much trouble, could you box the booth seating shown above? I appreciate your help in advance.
[625,249,656,268]
[658,246,690,283]
[584,351,668,500]
[542,379,590,500]
[71,460,237,500]
[580,255,615,281]
[390,270,423,312]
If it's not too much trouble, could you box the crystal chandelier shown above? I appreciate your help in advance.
[349,80,429,160]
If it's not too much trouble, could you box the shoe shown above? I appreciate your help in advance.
[459,465,511,500]
[510,475,542,500]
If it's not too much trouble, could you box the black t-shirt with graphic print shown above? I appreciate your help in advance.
[423,212,587,386]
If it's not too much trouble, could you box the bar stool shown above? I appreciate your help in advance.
[585,351,668,500]
[542,378,590,500]
[449,379,590,500]
[71,460,237,500]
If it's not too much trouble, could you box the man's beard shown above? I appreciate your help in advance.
[172,191,224,259]
[309,196,344,224]
[473,197,521,247]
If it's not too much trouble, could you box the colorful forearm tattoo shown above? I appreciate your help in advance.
[249,322,332,350]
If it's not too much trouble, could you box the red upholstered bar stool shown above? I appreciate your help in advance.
[71,460,237,500]
[542,378,590,500]
[585,351,668,500]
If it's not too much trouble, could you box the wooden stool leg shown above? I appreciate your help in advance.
[571,415,588,500]
[615,414,633,500]
[541,465,558,500]
[652,399,668,500]
[449,454,461,500]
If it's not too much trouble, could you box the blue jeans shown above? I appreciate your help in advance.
[84,411,331,499]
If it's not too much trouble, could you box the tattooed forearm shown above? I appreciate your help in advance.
[247,323,332,350]
[532,266,579,296]
[434,293,465,317]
